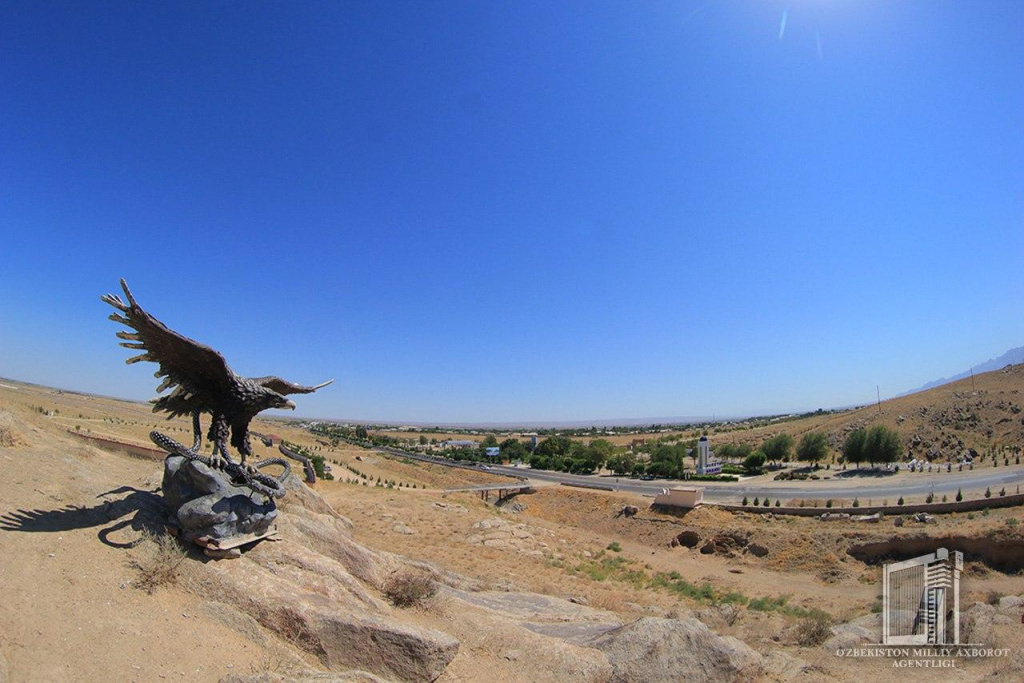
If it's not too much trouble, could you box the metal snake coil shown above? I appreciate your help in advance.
[150,412,289,499]
[277,442,318,484]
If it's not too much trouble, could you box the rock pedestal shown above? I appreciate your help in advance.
[162,455,277,544]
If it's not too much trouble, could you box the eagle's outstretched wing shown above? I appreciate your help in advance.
[101,278,235,416]
[248,377,334,396]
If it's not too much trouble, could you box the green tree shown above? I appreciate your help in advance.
[607,452,637,476]
[649,442,687,478]
[761,433,794,466]
[536,436,573,458]
[796,432,829,467]
[355,425,369,440]
[499,438,527,462]
[716,443,738,461]
[864,425,901,465]
[585,439,615,471]
[743,451,767,474]
[733,443,754,461]
[842,428,868,467]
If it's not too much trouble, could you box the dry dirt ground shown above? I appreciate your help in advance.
[1,379,1022,682]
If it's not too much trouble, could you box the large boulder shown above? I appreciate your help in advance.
[962,602,996,645]
[762,651,815,681]
[584,617,762,682]
[997,595,1024,616]
[822,623,873,651]
[162,455,278,543]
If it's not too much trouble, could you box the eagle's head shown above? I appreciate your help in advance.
[258,391,297,412]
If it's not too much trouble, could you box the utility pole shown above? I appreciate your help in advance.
[970,366,976,392]
[877,385,882,415]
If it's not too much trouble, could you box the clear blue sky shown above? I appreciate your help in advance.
[1,1,1021,423]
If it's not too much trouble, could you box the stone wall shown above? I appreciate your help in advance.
[712,493,1024,517]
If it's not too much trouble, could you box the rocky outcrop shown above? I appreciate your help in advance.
[822,623,873,650]
[997,594,1024,615]
[174,467,459,682]
[162,456,278,543]
[464,518,553,556]
[585,617,762,682]
[762,651,815,681]
[962,602,996,645]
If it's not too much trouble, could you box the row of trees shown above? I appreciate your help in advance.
[842,425,902,466]
[313,419,903,477]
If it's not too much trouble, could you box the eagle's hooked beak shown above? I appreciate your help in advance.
[284,399,297,410]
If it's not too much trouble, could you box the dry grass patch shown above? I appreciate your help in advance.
[130,530,188,593]
[794,610,833,646]
[383,571,438,608]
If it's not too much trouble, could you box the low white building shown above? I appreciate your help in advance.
[655,487,704,509]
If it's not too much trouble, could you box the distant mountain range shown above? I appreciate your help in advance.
[899,345,1024,397]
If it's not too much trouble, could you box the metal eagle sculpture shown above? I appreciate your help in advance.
[102,278,332,496]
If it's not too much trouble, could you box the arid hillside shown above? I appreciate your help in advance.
[1,378,1023,682]
[713,363,1024,459]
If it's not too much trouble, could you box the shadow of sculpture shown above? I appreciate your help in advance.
[0,485,169,549]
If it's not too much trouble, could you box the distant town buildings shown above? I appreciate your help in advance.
[442,440,477,449]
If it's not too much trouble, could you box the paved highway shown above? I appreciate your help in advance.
[366,444,1024,503]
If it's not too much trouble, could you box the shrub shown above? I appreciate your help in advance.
[926,492,934,503]
[852,498,860,508]
[775,499,780,507]
[383,572,437,608]
[753,497,760,506]
[826,499,833,509]
[742,496,748,506]
[897,497,904,506]
[130,531,188,594]
[985,487,992,499]
[956,489,963,502]
[762,498,770,507]
[795,610,834,646]
[607,541,622,552]
[999,488,1006,497]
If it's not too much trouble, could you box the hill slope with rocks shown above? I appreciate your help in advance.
[2,379,1023,682]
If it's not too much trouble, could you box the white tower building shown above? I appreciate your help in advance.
[696,435,721,475]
